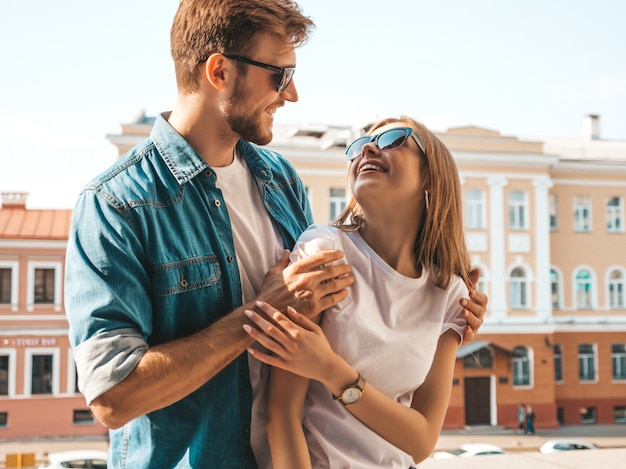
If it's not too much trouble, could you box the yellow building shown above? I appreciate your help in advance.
[265,114,626,430]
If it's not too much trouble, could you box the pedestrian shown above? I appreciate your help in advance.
[517,403,526,433]
[243,116,488,468]
[526,404,536,435]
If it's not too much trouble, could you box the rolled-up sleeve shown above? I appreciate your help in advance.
[73,328,148,404]
[65,188,152,404]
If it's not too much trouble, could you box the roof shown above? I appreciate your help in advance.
[456,340,517,358]
[0,205,72,240]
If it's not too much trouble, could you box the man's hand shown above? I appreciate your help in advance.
[257,250,354,319]
[460,268,488,345]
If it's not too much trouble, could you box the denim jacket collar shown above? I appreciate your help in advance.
[152,112,273,186]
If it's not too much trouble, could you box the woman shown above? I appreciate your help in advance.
[244,116,480,468]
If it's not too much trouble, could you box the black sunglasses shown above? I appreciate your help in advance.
[345,127,426,161]
[223,54,295,92]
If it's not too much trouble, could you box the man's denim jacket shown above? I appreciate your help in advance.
[65,113,313,468]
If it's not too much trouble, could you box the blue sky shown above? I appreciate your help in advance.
[1,0,625,208]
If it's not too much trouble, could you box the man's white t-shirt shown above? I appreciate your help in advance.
[213,149,283,468]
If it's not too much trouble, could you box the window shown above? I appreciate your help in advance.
[512,346,531,386]
[578,344,596,382]
[575,269,593,309]
[551,269,560,308]
[0,355,10,397]
[606,196,623,232]
[612,344,626,381]
[608,269,625,309]
[73,409,95,425]
[615,406,626,423]
[34,268,55,304]
[0,355,8,395]
[509,267,528,309]
[463,347,493,369]
[329,187,347,222]
[465,189,485,229]
[508,191,527,230]
[0,267,11,304]
[549,193,558,230]
[574,195,592,232]
[31,354,53,394]
[554,344,563,382]
[0,412,7,428]
[27,261,62,310]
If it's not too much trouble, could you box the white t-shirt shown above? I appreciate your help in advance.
[213,149,284,302]
[257,223,468,469]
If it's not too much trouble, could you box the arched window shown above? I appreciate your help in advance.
[575,269,593,309]
[513,346,531,386]
[510,267,528,309]
[608,269,625,309]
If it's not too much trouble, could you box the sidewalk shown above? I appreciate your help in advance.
[435,424,626,452]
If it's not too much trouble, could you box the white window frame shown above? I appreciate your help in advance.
[578,343,597,383]
[508,190,528,230]
[607,267,626,309]
[0,349,17,397]
[612,343,626,382]
[24,347,60,396]
[329,187,347,222]
[509,266,530,309]
[573,267,596,309]
[574,195,592,232]
[551,267,563,309]
[27,261,63,312]
[512,346,533,387]
[0,261,19,311]
[465,189,486,229]
[553,343,563,383]
[549,193,558,231]
[606,196,624,233]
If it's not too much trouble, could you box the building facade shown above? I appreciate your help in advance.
[1,112,624,440]
[0,192,107,440]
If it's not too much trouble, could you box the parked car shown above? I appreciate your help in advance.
[38,450,108,468]
[539,439,598,453]
[432,443,508,458]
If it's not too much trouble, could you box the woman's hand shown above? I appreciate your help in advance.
[243,301,339,383]
[460,268,488,345]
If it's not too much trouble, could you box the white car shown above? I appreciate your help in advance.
[432,443,508,458]
[539,439,598,453]
[38,450,108,468]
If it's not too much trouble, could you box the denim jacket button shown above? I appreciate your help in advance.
[214,200,221,207]
[227,255,234,263]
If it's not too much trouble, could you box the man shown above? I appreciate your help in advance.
[65,1,487,467]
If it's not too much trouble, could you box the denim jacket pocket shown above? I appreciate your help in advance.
[151,255,221,296]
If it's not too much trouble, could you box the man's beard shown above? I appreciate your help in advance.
[224,77,273,145]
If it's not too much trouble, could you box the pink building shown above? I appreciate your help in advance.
[0,192,107,440]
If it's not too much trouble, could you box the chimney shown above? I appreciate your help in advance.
[583,114,600,140]
[1,192,28,209]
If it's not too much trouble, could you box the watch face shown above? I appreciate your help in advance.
[342,387,361,404]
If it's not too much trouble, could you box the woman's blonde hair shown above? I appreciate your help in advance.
[333,116,472,290]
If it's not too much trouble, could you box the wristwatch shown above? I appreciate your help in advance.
[334,373,366,405]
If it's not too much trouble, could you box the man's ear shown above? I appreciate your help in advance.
[204,53,229,90]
